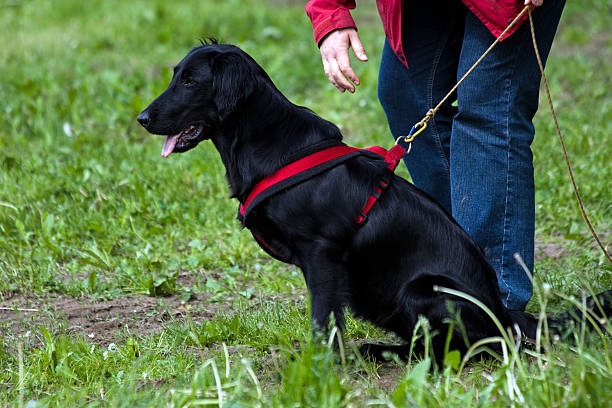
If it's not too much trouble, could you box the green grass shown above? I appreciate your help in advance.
[0,0,611,406]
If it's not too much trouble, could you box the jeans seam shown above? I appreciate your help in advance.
[500,31,526,308]
[502,75,512,307]
[427,30,451,175]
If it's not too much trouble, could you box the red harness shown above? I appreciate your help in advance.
[236,142,407,265]
[238,143,407,224]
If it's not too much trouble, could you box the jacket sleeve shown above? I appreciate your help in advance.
[305,0,357,46]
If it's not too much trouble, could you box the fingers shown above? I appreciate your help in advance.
[322,50,355,93]
[322,57,352,92]
[322,55,353,92]
[336,52,359,87]
[319,28,367,93]
[348,30,368,61]
[331,59,355,92]
[524,0,544,6]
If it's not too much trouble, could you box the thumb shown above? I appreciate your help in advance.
[348,30,368,61]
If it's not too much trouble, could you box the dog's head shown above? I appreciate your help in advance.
[137,41,261,157]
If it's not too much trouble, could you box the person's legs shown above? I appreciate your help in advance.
[378,1,466,213]
[451,1,566,310]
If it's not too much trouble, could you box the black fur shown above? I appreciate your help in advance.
[138,43,612,363]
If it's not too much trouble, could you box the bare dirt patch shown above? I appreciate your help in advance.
[534,233,611,262]
[1,291,231,346]
[535,239,570,262]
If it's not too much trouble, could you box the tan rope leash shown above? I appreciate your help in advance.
[401,5,531,143]
[527,11,611,264]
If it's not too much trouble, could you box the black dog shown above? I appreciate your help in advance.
[137,41,611,362]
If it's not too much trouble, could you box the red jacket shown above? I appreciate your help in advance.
[305,0,529,68]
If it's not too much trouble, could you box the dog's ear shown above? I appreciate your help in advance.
[211,52,255,121]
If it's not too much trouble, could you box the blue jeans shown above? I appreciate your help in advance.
[378,0,565,310]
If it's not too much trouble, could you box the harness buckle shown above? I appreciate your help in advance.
[395,137,413,155]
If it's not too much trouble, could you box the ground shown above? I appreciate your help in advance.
[1,241,572,347]
[2,273,305,349]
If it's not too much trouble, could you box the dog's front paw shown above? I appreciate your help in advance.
[359,343,409,362]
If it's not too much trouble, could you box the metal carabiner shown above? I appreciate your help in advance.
[403,121,428,143]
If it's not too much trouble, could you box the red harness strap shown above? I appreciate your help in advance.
[357,143,406,224]
[238,143,407,225]
[239,145,360,217]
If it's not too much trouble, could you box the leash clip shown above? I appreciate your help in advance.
[404,121,428,143]
[402,109,434,143]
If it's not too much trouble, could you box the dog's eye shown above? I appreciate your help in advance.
[182,75,196,87]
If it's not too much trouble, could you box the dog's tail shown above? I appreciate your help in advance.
[509,289,612,341]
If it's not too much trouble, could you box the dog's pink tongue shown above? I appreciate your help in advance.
[161,134,180,158]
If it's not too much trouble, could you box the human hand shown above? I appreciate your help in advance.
[319,28,368,93]
[524,0,544,6]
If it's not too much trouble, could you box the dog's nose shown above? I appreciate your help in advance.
[137,111,150,128]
